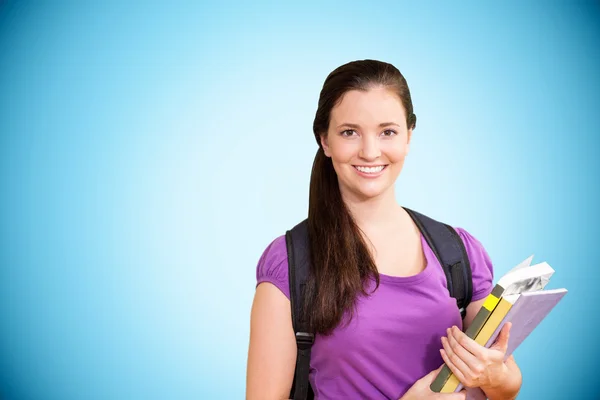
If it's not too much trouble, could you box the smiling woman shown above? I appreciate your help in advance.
[321,87,412,202]
[246,60,522,400]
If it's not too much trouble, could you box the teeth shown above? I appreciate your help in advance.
[355,165,385,173]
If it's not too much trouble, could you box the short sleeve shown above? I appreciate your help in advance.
[255,235,290,299]
[454,227,494,301]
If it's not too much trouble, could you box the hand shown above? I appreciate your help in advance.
[440,322,512,390]
[399,365,467,400]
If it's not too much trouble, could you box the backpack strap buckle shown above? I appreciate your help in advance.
[296,332,315,350]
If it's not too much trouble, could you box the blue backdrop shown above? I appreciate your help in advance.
[1,1,598,399]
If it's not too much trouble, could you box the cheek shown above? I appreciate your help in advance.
[329,142,356,163]
[385,143,408,163]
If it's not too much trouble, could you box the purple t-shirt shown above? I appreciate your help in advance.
[256,227,494,399]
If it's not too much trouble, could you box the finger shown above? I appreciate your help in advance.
[431,364,444,376]
[449,326,487,359]
[435,392,467,400]
[446,328,482,373]
[448,391,467,400]
[441,337,473,382]
[438,389,467,400]
[421,365,444,384]
[452,389,468,400]
[434,393,466,400]
[440,348,469,386]
[490,322,511,353]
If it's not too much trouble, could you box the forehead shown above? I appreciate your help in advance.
[330,86,406,125]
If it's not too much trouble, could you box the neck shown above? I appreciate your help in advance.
[341,186,404,231]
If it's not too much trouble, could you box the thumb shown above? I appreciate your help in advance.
[451,390,468,400]
[421,365,444,385]
[491,322,511,353]
[435,389,467,400]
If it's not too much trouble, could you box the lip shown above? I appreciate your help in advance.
[353,165,388,178]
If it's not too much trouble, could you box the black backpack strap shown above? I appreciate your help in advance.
[285,219,315,400]
[404,208,473,319]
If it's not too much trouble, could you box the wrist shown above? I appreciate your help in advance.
[481,361,522,400]
[483,363,511,391]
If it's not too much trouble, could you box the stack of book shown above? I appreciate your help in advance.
[430,256,567,399]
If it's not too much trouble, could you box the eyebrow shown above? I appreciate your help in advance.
[336,122,401,129]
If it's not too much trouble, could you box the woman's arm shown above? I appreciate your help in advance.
[246,282,297,400]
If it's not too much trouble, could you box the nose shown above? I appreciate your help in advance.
[359,135,381,161]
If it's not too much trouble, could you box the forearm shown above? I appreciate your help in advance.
[481,356,522,400]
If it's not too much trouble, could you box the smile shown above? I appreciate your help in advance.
[353,165,388,176]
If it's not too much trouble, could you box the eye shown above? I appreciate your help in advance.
[340,129,357,137]
[381,129,397,137]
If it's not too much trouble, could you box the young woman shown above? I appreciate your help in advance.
[246,60,522,400]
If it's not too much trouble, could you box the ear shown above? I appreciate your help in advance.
[320,134,331,157]
[405,128,413,155]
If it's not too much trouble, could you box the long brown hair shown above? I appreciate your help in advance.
[303,59,417,335]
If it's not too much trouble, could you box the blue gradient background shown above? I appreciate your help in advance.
[0,1,598,399]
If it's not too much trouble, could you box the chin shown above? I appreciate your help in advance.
[336,166,399,201]
[352,183,393,201]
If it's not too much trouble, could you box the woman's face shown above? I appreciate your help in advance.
[321,86,412,203]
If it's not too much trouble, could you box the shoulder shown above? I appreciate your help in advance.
[452,226,495,301]
[255,234,290,299]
